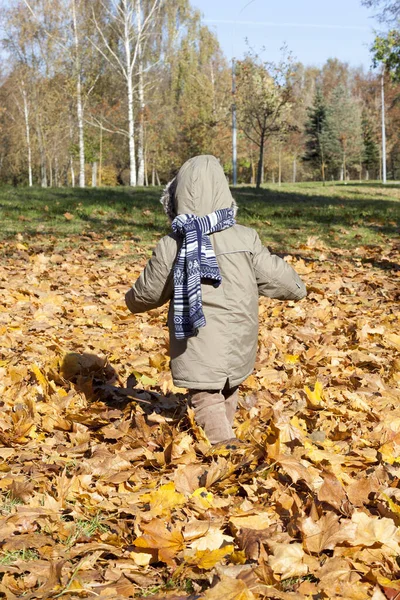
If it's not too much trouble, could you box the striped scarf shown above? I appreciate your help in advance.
[171,208,236,339]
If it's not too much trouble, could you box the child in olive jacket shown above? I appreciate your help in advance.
[126,155,306,444]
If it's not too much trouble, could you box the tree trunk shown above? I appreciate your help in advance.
[127,74,136,187]
[137,0,145,186]
[55,156,59,187]
[70,158,75,187]
[152,167,155,186]
[156,170,160,186]
[99,122,103,187]
[123,1,137,187]
[49,157,53,187]
[144,144,148,186]
[21,79,33,187]
[293,157,297,183]
[36,114,47,188]
[278,145,282,186]
[92,162,98,187]
[343,151,347,183]
[256,136,265,189]
[72,0,85,188]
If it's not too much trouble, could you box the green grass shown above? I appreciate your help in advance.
[0,549,39,565]
[0,182,399,252]
[65,513,110,547]
[0,493,24,515]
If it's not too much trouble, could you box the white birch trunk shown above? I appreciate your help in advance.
[92,162,98,187]
[36,112,47,188]
[137,0,145,186]
[70,158,76,187]
[123,0,137,187]
[21,79,33,187]
[72,0,85,188]
[55,156,59,186]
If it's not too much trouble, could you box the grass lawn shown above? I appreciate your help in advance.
[0,181,399,253]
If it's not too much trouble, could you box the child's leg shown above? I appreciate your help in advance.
[189,390,235,444]
[223,386,239,428]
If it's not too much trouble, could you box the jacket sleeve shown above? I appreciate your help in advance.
[251,232,307,301]
[125,239,174,314]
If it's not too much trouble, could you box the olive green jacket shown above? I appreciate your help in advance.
[126,156,306,390]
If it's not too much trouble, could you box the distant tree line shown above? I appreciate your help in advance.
[0,0,399,187]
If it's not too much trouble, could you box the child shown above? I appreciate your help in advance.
[125,155,306,444]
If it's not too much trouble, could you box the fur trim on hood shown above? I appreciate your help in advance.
[160,177,238,221]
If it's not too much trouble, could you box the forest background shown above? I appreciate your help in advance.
[1,0,400,190]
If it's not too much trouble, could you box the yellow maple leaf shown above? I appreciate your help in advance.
[186,545,234,570]
[31,364,49,393]
[304,381,324,408]
[140,482,186,516]
[190,487,215,510]
[285,354,300,364]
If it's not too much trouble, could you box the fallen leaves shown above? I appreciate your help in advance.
[0,234,399,598]
[134,519,185,565]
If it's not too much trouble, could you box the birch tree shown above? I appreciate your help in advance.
[91,0,162,187]
[21,0,91,187]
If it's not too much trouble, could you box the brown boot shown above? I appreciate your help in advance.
[223,386,239,429]
[189,390,235,444]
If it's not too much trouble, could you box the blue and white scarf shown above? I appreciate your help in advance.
[171,208,236,339]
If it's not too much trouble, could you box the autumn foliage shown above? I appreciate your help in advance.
[0,229,399,599]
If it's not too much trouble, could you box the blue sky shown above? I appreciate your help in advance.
[192,0,383,69]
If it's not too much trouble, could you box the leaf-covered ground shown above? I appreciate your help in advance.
[0,198,400,599]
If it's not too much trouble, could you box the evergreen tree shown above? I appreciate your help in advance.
[362,109,380,179]
[321,85,363,180]
[303,89,328,182]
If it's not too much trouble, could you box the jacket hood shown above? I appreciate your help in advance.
[160,155,237,220]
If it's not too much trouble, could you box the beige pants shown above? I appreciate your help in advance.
[189,385,239,444]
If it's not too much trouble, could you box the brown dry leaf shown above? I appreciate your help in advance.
[229,513,271,532]
[348,512,400,554]
[134,518,184,565]
[202,577,256,600]
[300,513,352,553]
[317,471,347,510]
[268,543,308,579]
[174,463,205,495]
